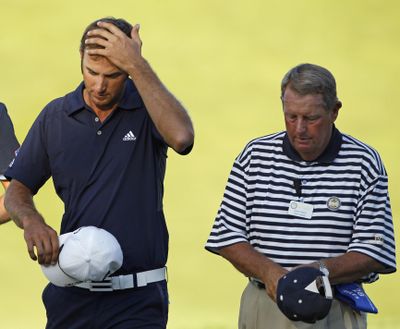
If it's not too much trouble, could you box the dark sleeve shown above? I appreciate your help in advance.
[4,108,51,194]
[0,103,20,178]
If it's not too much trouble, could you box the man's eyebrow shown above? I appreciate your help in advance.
[85,66,98,74]
[105,71,124,77]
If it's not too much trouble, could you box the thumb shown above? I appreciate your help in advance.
[131,23,141,40]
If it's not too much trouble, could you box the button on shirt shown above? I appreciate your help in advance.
[5,80,169,274]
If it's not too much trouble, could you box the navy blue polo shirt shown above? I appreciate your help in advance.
[6,79,169,274]
[0,103,20,178]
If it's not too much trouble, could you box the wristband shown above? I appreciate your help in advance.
[318,260,330,276]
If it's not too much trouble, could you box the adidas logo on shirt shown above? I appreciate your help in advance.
[122,131,137,141]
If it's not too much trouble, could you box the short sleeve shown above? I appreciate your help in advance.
[0,103,20,179]
[205,159,249,254]
[5,109,51,194]
[348,173,396,274]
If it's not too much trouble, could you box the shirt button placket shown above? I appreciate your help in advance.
[94,117,102,136]
[300,179,307,202]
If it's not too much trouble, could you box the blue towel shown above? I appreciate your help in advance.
[334,283,378,313]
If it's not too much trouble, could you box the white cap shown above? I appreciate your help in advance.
[41,226,123,287]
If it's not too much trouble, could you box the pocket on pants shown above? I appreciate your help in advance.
[155,282,169,325]
[338,300,367,329]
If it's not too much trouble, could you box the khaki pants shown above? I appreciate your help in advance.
[239,282,367,329]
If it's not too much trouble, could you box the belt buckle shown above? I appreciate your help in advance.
[88,278,114,292]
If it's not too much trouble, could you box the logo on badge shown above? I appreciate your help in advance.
[327,196,341,211]
[373,234,384,245]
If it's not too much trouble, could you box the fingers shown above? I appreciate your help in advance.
[86,28,116,43]
[49,229,60,265]
[85,22,141,48]
[84,20,143,72]
[39,227,58,265]
[24,225,59,265]
[131,24,142,47]
[85,36,109,49]
[35,239,46,264]
[96,21,125,36]
[131,24,140,39]
[85,25,125,55]
[86,21,138,42]
[26,239,38,261]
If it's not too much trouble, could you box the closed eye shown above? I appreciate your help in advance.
[285,114,297,122]
[306,116,320,122]
[87,68,98,76]
[106,72,124,79]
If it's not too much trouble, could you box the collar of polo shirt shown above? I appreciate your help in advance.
[63,79,144,116]
[283,125,342,164]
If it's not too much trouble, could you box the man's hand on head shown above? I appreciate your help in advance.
[85,21,143,73]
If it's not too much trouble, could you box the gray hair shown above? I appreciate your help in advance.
[281,63,339,111]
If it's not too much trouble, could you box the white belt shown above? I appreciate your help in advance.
[75,267,167,292]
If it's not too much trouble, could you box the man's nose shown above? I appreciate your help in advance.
[94,77,107,93]
[296,118,307,133]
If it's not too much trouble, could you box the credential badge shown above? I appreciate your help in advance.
[327,196,341,211]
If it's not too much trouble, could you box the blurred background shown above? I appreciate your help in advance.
[1,0,399,328]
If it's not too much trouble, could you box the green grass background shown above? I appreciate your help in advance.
[1,0,399,328]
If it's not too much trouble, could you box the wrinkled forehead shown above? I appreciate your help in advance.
[81,52,123,74]
[282,87,325,109]
[81,51,109,65]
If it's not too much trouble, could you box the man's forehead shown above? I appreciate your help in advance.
[282,88,325,107]
[82,54,123,74]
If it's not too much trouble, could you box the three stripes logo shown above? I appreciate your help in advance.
[122,131,137,142]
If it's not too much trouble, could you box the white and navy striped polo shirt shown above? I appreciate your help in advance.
[206,127,396,282]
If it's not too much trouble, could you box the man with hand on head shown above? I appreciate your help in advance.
[0,103,19,224]
[205,63,396,328]
[5,17,194,329]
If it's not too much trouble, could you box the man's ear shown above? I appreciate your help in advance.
[79,51,84,74]
[332,101,342,122]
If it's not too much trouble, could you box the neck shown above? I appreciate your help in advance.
[95,109,114,123]
[83,89,116,123]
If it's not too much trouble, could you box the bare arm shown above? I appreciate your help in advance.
[0,180,11,223]
[309,251,387,285]
[219,242,288,301]
[85,22,194,154]
[220,243,385,302]
[4,179,58,265]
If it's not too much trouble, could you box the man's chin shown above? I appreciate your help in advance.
[93,100,115,111]
[295,141,312,150]
[294,143,314,155]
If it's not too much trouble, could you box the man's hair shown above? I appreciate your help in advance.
[281,63,339,111]
[79,17,133,53]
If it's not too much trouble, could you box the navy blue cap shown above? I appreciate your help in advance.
[277,267,333,323]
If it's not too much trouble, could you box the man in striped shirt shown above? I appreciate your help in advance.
[205,63,396,328]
